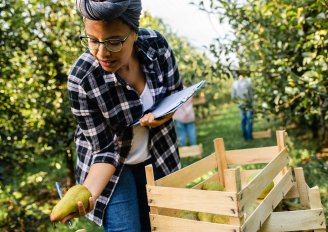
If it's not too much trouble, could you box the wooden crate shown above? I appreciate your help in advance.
[145,131,326,232]
[178,144,203,158]
[252,129,272,139]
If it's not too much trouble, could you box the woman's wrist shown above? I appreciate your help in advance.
[83,163,116,199]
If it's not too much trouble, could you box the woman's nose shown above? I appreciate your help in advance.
[97,43,111,57]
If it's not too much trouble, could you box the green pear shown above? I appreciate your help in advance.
[201,181,224,191]
[177,210,198,220]
[247,173,274,199]
[212,214,229,224]
[50,185,92,222]
[198,212,213,222]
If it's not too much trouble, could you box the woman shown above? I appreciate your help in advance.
[60,0,182,231]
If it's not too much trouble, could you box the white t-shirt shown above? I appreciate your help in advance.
[124,82,154,164]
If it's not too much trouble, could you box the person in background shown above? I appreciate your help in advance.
[55,0,183,231]
[231,74,254,141]
[173,97,197,146]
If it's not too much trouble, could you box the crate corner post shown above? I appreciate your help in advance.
[145,164,159,231]
[213,137,228,187]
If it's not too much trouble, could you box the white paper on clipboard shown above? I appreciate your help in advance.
[132,80,205,126]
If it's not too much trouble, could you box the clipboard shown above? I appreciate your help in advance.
[132,80,206,126]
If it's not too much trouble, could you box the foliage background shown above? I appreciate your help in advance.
[0,0,327,231]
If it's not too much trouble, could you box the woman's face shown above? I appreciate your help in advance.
[84,18,137,73]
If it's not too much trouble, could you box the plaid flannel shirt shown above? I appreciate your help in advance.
[67,28,183,226]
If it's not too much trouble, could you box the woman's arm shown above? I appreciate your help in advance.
[83,163,116,199]
[59,71,121,223]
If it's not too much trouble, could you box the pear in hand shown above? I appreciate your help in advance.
[50,185,92,222]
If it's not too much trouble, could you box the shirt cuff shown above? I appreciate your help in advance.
[91,152,120,168]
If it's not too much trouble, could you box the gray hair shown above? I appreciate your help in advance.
[76,0,142,32]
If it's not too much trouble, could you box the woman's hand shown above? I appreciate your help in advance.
[140,112,174,128]
[59,196,95,224]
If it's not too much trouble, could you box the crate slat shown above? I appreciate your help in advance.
[179,144,203,158]
[252,129,272,139]
[156,153,217,188]
[146,185,238,216]
[226,146,278,165]
[261,209,326,231]
[149,214,240,232]
[284,182,299,199]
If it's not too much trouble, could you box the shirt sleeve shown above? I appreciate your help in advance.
[68,75,120,168]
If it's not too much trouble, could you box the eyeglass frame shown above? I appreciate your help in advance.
[79,30,133,52]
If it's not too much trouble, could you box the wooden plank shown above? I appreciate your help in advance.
[309,186,323,208]
[241,170,294,232]
[252,129,272,139]
[156,153,217,188]
[224,168,244,225]
[224,168,242,193]
[276,130,288,175]
[214,138,228,186]
[309,187,327,231]
[239,148,289,207]
[226,146,278,165]
[261,209,326,231]
[294,167,310,208]
[284,182,299,199]
[276,130,287,151]
[149,214,240,232]
[146,185,238,216]
[145,164,159,215]
[179,144,203,158]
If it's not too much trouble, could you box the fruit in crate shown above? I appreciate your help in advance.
[212,214,229,224]
[247,173,274,199]
[50,185,92,222]
[201,181,224,191]
[198,212,213,222]
[178,210,198,220]
[197,212,229,224]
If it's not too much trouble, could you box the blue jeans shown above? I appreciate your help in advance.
[175,121,197,146]
[103,159,164,232]
[240,109,253,140]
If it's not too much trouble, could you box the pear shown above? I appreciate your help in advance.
[177,210,198,220]
[198,212,213,222]
[201,181,224,191]
[50,185,92,222]
[247,173,274,199]
[212,214,229,224]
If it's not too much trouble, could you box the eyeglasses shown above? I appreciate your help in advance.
[79,30,132,53]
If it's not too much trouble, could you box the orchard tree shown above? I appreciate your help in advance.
[0,0,82,229]
[196,0,328,140]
